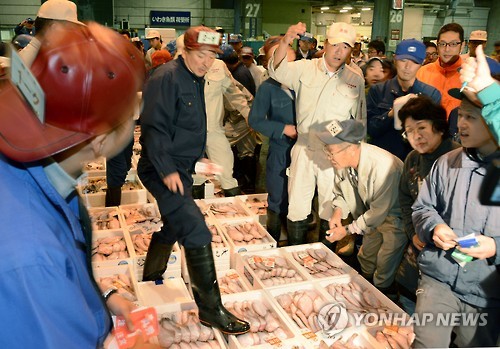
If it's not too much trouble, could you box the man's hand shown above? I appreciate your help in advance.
[273,22,306,70]
[163,172,184,195]
[283,124,297,139]
[460,45,495,92]
[432,224,458,250]
[458,235,497,260]
[412,234,426,251]
[283,22,307,46]
[329,208,343,230]
[106,293,137,332]
[325,225,348,243]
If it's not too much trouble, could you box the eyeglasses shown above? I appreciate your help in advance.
[425,52,438,57]
[437,41,461,48]
[402,123,431,140]
[323,144,350,159]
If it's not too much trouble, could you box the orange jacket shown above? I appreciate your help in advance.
[416,57,462,118]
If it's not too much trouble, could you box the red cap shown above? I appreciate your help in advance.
[151,49,172,68]
[184,26,222,54]
[0,22,145,162]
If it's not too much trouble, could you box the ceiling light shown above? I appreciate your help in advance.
[321,11,324,13]
[339,9,348,12]
[343,5,353,10]
[361,7,371,11]
[320,6,330,10]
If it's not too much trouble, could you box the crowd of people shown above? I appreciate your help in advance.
[1,0,499,347]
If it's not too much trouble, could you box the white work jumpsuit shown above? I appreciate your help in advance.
[268,55,366,221]
[204,59,250,190]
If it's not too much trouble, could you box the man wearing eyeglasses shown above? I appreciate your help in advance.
[416,23,465,118]
[318,119,405,300]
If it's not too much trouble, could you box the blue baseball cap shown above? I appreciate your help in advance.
[228,34,242,43]
[395,39,426,65]
[166,39,177,56]
[219,44,235,60]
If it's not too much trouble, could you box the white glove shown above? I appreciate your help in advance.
[393,93,418,130]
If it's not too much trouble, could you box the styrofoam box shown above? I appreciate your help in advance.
[200,197,255,221]
[88,206,122,231]
[221,290,301,349]
[364,325,415,349]
[78,172,147,208]
[151,301,229,348]
[91,229,134,268]
[133,242,182,282]
[92,264,139,305]
[316,274,407,330]
[281,242,356,280]
[265,280,335,348]
[216,217,277,267]
[137,278,192,307]
[234,248,309,290]
[317,326,385,349]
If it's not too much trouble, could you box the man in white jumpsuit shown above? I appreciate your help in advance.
[268,22,366,244]
[205,59,251,196]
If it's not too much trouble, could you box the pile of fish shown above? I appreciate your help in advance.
[158,309,222,348]
[218,270,247,295]
[245,254,304,286]
[224,299,290,346]
[207,224,225,249]
[206,202,249,219]
[96,273,136,302]
[222,222,270,245]
[130,231,152,256]
[122,205,162,234]
[244,197,268,215]
[289,248,347,278]
[372,326,414,349]
[81,178,108,194]
[89,209,121,231]
[275,289,328,333]
[92,236,129,261]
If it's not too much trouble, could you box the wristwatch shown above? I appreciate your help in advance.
[102,286,118,302]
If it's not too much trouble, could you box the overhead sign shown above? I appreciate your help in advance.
[150,11,191,27]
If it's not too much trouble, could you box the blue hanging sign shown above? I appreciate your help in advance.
[150,11,191,27]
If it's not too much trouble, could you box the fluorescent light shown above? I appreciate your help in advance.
[320,6,330,10]
[343,5,353,10]
[361,7,371,11]
[339,9,348,13]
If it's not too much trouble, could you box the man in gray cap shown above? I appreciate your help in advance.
[319,119,406,298]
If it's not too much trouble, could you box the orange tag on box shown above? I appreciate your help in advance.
[113,307,159,349]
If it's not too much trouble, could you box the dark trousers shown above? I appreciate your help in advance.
[106,139,134,187]
[138,162,211,249]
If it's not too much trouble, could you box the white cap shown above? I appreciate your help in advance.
[326,22,356,47]
[469,30,487,41]
[145,29,161,40]
[37,0,83,25]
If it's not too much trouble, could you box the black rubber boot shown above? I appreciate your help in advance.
[142,233,174,281]
[105,186,122,207]
[223,186,242,197]
[286,218,309,245]
[266,209,282,243]
[240,156,257,194]
[185,244,250,335]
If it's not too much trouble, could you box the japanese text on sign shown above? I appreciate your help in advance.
[150,11,191,27]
